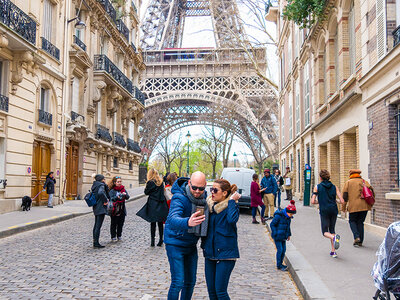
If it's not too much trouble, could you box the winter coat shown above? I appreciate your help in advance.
[202,197,240,260]
[43,177,56,195]
[164,177,202,247]
[342,177,374,213]
[91,181,110,216]
[137,180,168,222]
[283,172,294,190]
[250,181,264,207]
[270,209,292,241]
[260,174,278,195]
[109,188,129,216]
[316,180,338,215]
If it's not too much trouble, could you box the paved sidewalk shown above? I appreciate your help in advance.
[275,198,384,300]
[0,186,144,239]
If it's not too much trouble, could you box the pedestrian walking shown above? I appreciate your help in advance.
[202,179,241,300]
[165,172,178,209]
[108,176,129,242]
[274,169,284,209]
[342,169,375,247]
[137,168,169,247]
[250,173,266,224]
[91,174,110,248]
[311,169,344,258]
[43,172,56,208]
[164,171,208,300]
[283,167,294,200]
[260,169,278,220]
[270,200,296,271]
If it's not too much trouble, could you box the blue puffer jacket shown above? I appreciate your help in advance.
[270,209,292,241]
[260,175,278,194]
[202,199,240,260]
[164,177,206,247]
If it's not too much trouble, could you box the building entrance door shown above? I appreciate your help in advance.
[31,141,51,205]
[66,141,79,200]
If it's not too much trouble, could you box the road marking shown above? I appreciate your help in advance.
[140,294,153,299]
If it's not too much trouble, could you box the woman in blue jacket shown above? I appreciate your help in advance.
[202,179,241,300]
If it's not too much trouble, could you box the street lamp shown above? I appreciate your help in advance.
[233,152,237,167]
[186,131,191,175]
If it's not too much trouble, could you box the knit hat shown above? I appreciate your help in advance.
[286,200,297,214]
[264,169,270,173]
[349,169,361,175]
[94,174,105,182]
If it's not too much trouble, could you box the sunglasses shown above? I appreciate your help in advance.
[210,187,219,193]
[115,176,121,179]
[190,184,206,191]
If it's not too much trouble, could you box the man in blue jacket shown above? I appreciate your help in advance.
[164,171,207,300]
[260,169,278,220]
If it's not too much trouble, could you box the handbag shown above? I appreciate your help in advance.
[285,177,291,186]
[362,180,375,206]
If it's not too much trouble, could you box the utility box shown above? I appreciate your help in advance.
[303,164,312,206]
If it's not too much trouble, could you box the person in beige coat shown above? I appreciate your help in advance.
[342,169,374,247]
[283,167,294,200]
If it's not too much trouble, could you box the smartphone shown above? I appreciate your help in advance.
[195,206,204,216]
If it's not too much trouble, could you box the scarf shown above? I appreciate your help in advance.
[113,185,126,193]
[186,184,209,237]
[207,195,232,214]
[350,174,361,179]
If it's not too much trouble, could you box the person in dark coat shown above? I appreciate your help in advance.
[260,169,278,220]
[250,173,266,224]
[91,174,110,248]
[311,169,344,258]
[202,179,241,300]
[137,168,169,247]
[108,176,130,242]
[270,200,296,271]
[43,172,56,208]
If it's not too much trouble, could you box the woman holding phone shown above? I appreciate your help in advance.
[202,179,241,300]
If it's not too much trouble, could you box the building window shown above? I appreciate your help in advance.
[129,160,133,171]
[304,61,310,127]
[289,93,293,141]
[43,0,53,42]
[280,53,285,89]
[288,35,292,72]
[334,31,339,90]
[323,47,328,101]
[281,104,285,146]
[295,80,300,135]
[71,77,80,113]
[75,9,84,40]
[113,157,118,169]
[40,87,50,112]
[0,60,8,95]
[294,27,298,60]
[349,1,356,74]
[97,101,102,124]
[100,36,109,55]
[129,120,135,140]
[290,153,293,171]
[0,137,5,185]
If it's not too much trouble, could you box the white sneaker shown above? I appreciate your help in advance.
[111,238,117,242]
[117,237,122,241]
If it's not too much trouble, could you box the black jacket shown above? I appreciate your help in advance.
[43,177,56,194]
[137,180,168,222]
[91,181,110,216]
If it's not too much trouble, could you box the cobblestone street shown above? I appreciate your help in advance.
[0,198,301,299]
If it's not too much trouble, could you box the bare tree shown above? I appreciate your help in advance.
[155,132,183,173]
[173,143,187,177]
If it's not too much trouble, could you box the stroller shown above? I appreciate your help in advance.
[372,221,400,299]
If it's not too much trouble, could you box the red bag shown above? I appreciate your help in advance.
[362,180,375,206]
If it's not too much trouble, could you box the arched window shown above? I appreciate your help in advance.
[40,86,50,112]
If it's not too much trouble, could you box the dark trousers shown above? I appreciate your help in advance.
[151,222,164,241]
[166,244,198,300]
[285,189,292,200]
[349,210,368,242]
[274,240,286,269]
[93,214,105,244]
[110,215,125,238]
[204,259,236,300]
[252,205,265,219]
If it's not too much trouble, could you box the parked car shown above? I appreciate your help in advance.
[220,167,255,208]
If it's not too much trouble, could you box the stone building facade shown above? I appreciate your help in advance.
[0,0,145,213]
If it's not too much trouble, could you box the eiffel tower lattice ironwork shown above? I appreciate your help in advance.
[140,0,278,164]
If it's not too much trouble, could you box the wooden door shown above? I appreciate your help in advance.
[66,141,79,200]
[31,141,51,205]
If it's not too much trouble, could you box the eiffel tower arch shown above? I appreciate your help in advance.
[140,0,278,163]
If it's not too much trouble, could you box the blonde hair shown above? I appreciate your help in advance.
[147,168,163,186]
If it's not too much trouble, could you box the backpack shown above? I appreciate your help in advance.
[84,190,97,207]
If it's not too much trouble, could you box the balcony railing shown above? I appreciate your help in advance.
[97,0,116,22]
[0,94,9,112]
[96,124,112,143]
[134,86,145,105]
[71,111,85,122]
[94,54,133,93]
[38,109,52,126]
[394,25,400,48]
[41,37,60,60]
[113,132,126,148]
[73,35,86,51]
[131,42,137,53]
[0,0,36,44]
[127,138,141,153]
[116,19,129,42]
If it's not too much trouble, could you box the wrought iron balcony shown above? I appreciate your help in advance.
[131,42,137,53]
[97,0,116,22]
[116,19,129,42]
[0,94,9,112]
[73,35,86,51]
[394,25,400,48]
[71,111,85,122]
[94,54,133,93]
[127,138,141,153]
[96,124,112,143]
[41,37,60,60]
[113,132,126,148]
[134,86,145,105]
[38,109,52,126]
[0,0,36,45]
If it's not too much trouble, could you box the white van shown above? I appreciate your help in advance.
[220,167,255,208]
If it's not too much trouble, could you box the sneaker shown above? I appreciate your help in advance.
[111,238,117,242]
[330,251,338,258]
[279,266,288,271]
[47,205,53,208]
[353,238,361,247]
[333,234,340,250]
[117,237,122,241]
[93,243,105,248]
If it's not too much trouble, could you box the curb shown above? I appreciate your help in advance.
[0,193,145,240]
[265,222,336,300]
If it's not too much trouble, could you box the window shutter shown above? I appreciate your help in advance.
[129,121,135,140]
[289,92,293,140]
[43,0,52,41]
[376,0,387,60]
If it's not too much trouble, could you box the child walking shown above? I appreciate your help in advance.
[270,200,296,271]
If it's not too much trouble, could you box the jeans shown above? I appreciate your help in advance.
[110,215,125,238]
[204,259,236,300]
[93,214,105,244]
[252,205,265,219]
[47,194,54,206]
[274,240,286,269]
[285,189,292,200]
[275,190,281,208]
[349,210,368,243]
[166,244,198,300]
